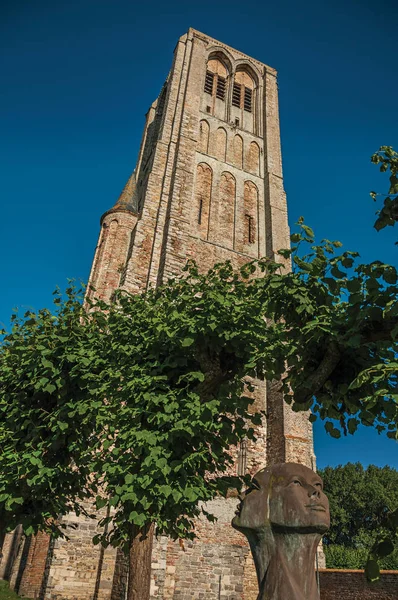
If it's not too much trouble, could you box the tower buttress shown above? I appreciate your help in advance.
[87,173,138,302]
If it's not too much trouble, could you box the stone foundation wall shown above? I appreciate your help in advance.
[43,507,117,600]
[319,569,398,599]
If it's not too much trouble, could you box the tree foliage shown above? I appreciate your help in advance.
[371,146,398,236]
[0,288,104,537]
[319,464,398,575]
[0,149,396,591]
[320,463,398,546]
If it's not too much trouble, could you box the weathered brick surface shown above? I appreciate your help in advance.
[319,569,398,599]
[17,532,51,598]
[0,528,23,581]
[2,28,333,600]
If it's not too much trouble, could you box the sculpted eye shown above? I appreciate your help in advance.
[292,479,302,486]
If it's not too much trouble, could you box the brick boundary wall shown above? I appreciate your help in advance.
[319,569,398,599]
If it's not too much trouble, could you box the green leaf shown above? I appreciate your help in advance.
[383,267,397,284]
[302,225,314,239]
[347,418,359,435]
[374,539,394,558]
[365,559,380,583]
[96,497,107,510]
[347,279,361,293]
[181,337,194,347]
[42,359,54,369]
[325,422,341,438]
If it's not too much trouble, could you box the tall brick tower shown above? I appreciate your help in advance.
[1,29,316,600]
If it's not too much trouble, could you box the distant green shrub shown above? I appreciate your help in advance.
[324,544,398,570]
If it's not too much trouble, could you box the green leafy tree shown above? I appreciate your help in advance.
[319,464,398,576]
[0,150,397,597]
[0,287,107,543]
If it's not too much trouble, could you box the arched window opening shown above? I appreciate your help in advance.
[199,120,210,154]
[246,141,260,175]
[204,59,228,102]
[209,172,235,248]
[232,134,243,169]
[212,127,227,162]
[202,57,229,120]
[194,163,212,238]
[231,69,256,133]
[232,71,255,112]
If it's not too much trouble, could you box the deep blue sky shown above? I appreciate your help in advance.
[1,0,397,469]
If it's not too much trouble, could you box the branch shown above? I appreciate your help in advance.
[194,347,241,402]
[360,318,398,344]
[294,341,341,404]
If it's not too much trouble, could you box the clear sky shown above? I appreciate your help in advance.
[1,0,397,469]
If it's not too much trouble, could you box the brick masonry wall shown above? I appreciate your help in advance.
[319,569,398,599]
[43,505,118,600]
[17,533,51,599]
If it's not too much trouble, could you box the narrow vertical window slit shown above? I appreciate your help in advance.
[198,197,203,224]
[237,438,248,476]
[245,214,255,244]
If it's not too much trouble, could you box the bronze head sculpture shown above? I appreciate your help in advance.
[232,463,330,600]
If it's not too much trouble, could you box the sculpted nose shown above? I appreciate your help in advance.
[308,486,320,499]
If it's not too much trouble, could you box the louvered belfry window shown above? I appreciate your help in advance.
[232,83,241,107]
[216,76,226,100]
[232,71,255,126]
[204,59,228,110]
[204,71,214,95]
[244,87,253,112]
[232,83,253,112]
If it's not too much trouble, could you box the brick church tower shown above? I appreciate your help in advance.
[1,28,316,600]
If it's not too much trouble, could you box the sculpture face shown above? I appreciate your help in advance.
[232,463,330,533]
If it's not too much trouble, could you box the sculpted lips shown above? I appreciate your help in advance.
[305,504,326,512]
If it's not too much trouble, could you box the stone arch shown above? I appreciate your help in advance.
[234,70,255,90]
[246,141,260,175]
[212,127,227,162]
[207,57,228,78]
[209,171,235,248]
[232,134,243,169]
[194,162,213,238]
[207,47,234,75]
[203,51,231,121]
[234,60,260,87]
[199,120,210,154]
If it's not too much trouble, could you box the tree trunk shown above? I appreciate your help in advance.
[0,527,5,565]
[127,522,155,600]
